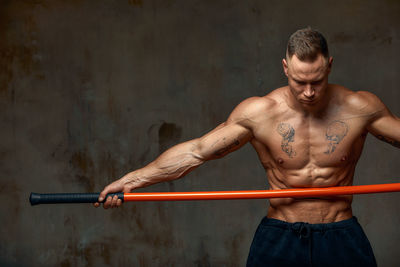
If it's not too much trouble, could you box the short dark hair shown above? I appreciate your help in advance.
[286,27,329,62]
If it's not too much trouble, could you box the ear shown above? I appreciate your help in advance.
[282,58,289,77]
[326,56,333,74]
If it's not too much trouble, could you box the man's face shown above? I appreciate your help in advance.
[283,54,333,107]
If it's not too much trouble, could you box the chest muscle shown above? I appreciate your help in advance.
[253,117,367,170]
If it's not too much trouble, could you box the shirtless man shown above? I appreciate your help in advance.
[95,28,400,266]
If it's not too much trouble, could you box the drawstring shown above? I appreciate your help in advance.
[291,222,313,266]
[292,222,311,239]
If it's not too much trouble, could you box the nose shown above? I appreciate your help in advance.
[304,84,315,99]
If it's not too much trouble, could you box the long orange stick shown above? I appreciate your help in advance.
[30,183,400,205]
[123,183,400,201]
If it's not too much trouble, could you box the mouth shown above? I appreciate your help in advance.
[299,99,316,104]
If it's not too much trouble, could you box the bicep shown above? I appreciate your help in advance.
[196,122,253,160]
[194,96,272,159]
[367,108,400,148]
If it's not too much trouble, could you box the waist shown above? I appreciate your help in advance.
[260,216,359,231]
[268,196,353,223]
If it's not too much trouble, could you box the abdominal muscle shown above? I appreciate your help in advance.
[267,196,353,223]
[265,164,354,224]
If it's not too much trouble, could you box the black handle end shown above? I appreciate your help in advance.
[30,192,41,206]
[29,192,124,205]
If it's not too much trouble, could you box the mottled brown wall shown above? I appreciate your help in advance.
[1,0,399,266]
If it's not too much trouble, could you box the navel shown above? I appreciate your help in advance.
[341,155,348,162]
[277,158,284,165]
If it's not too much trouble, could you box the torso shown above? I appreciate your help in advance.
[248,85,371,223]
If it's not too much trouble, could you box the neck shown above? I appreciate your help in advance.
[287,86,332,117]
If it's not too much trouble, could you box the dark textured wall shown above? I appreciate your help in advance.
[1,0,399,266]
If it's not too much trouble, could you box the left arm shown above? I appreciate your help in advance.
[365,93,400,148]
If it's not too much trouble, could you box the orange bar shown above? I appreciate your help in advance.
[123,183,400,201]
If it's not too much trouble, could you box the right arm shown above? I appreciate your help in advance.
[96,98,260,208]
[115,122,251,190]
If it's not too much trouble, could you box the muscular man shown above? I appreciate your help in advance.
[95,28,400,266]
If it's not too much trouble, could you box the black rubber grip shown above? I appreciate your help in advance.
[29,192,124,206]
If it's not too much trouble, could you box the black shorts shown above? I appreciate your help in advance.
[247,216,377,267]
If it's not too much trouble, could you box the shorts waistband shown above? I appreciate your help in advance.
[260,216,359,232]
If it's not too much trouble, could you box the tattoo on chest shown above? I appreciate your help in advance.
[376,135,400,149]
[277,123,296,158]
[324,120,349,154]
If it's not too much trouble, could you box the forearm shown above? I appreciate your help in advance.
[124,139,205,189]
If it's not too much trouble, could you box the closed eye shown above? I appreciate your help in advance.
[311,80,323,85]
[293,79,306,85]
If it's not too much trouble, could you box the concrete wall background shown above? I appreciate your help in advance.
[1,0,399,266]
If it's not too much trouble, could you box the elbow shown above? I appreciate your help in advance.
[191,138,208,162]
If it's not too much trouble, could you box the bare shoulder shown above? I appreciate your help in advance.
[232,95,277,114]
[228,91,281,125]
[335,85,387,116]
[228,95,277,117]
